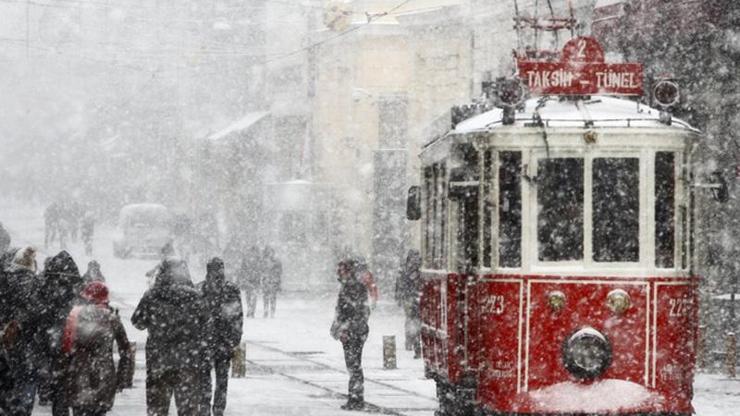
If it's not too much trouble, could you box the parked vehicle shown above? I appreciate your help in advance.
[113,204,173,259]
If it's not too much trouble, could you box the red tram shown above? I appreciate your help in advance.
[407,37,707,416]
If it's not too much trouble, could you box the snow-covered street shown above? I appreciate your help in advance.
[1,202,738,415]
[1,202,437,415]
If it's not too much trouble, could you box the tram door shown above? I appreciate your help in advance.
[448,145,480,275]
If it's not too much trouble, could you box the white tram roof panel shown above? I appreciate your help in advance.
[452,96,697,134]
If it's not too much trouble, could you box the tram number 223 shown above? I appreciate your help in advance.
[483,296,506,315]
[668,297,693,318]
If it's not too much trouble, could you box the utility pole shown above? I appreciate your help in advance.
[25,0,30,58]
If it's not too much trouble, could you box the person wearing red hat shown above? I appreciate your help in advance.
[61,281,131,416]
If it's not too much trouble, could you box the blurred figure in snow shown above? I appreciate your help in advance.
[0,247,44,416]
[261,246,282,318]
[237,246,262,318]
[82,261,106,283]
[39,250,84,416]
[395,249,422,358]
[131,258,209,416]
[45,202,61,248]
[61,281,131,416]
[0,221,10,254]
[80,211,95,257]
[197,257,243,416]
[330,258,370,411]
[354,257,378,310]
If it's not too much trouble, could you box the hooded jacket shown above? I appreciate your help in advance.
[61,282,131,410]
[131,258,209,374]
[198,258,243,358]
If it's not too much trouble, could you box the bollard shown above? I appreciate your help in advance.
[726,332,736,378]
[697,325,706,370]
[123,342,136,388]
[232,342,247,378]
[383,335,397,369]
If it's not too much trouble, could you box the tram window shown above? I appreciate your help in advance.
[483,150,493,267]
[655,152,676,268]
[438,163,448,269]
[423,166,434,267]
[538,158,584,262]
[499,152,522,267]
[592,158,640,262]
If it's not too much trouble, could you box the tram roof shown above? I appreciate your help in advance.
[452,96,698,134]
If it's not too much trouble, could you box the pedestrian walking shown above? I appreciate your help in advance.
[61,281,131,416]
[82,261,106,283]
[198,257,243,416]
[261,246,282,318]
[40,250,84,416]
[330,258,370,411]
[0,222,10,254]
[45,202,61,248]
[80,212,95,257]
[131,258,209,416]
[395,249,422,358]
[238,246,262,318]
[0,246,44,416]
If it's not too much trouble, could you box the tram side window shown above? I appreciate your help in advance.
[483,150,493,267]
[592,158,640,262]
[437,163,447,269]
[655,152,676,268]
[423,166,434,267]
[538,158,584,262]
[499,152,522,267]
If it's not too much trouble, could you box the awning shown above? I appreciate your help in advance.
[207,111,270,141]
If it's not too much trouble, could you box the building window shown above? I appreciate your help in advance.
[537,158,584,262]
[655,152,676,268]
[592,158,640,262]
[498,151,522,268]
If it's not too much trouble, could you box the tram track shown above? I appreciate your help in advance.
[243,340,438,416]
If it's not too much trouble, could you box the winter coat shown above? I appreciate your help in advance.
[131,259,209,375]
[39,251,83,353]
[0,248,45,380]
[61,304,131,410]
[395,250,422,307]
[261,255,282,294]
[332,277,370,341]
[198,258,243,359]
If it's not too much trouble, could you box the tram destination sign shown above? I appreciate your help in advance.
[517,37,643,96]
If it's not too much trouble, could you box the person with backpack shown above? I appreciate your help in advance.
[61,281,131,416]
[132,258,209,416]
[198,257,243,416]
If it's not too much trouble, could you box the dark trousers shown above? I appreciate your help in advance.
[244,290,257,318]
[342,336,366,403]
[73,407,106,416]
[263,291,277,318]
[146,369,199,416]
[200,354,231,416]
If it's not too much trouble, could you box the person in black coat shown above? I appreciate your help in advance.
[39,250,84,416]
[0,246,44,416]
[395,249,422,357]
[330,259,370,411]
[131,258,209,416]
[198,257,243,416]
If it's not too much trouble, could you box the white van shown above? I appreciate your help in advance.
[113,204,173,258]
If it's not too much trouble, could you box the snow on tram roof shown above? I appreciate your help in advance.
[452,96,697,134]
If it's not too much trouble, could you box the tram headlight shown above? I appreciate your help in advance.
[606,289,631,315]
[562,327,612,380]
